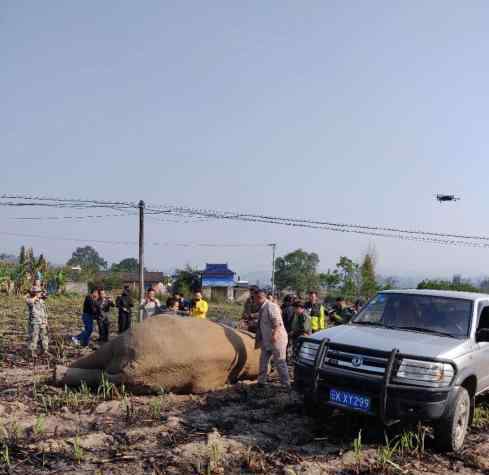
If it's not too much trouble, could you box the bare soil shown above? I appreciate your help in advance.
[2,295,489,474]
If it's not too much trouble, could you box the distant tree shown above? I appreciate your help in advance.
[274,249,320,293]
[380,276,398,290]
[336,256,360,298]
[417,276,480,292]
[319,269,341,292]
[0,253,17,263]
[67,246,107,272]
[360,253,378,298]
[172,266,201,296]
[480,277,489,293]
[111,258,139,273]
[91,272,123,291]
[36,254,48,278]
[19,246,26,267]
[14,245,34,293]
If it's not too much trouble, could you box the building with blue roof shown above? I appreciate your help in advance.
[201,263,236,301]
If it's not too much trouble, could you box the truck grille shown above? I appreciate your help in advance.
[323,345,389,375]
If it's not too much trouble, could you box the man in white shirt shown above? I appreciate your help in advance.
[139,288,161,320]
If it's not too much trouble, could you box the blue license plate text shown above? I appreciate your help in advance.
[329,389,370,412]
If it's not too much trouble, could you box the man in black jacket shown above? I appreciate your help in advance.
[72,288,100,346]
[116,285,133,333]
[97,289,114,342]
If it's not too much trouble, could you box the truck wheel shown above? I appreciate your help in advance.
[303,394,334,419]
[434,387,470,452]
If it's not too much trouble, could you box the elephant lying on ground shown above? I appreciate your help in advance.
[54,316,261,394]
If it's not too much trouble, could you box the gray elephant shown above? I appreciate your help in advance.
[54,315,260,394]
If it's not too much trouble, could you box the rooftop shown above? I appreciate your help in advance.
[202,263,235,276]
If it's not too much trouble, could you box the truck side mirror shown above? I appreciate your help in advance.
[476,328,489,343]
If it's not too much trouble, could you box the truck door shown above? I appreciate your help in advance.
[475,303,489,392]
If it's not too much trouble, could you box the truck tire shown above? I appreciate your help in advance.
[434,387,470,452]
[303,394,334,419]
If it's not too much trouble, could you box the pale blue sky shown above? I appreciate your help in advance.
[2,1,489,281]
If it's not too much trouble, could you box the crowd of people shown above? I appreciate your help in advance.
[25,281,363,390]
[240,288,365,387]
[25,283,210,356]
[69,287,209,348]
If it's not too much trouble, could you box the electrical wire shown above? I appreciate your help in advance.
[3,193,489,249]
[9,213,134,221]
[0,231,271,248]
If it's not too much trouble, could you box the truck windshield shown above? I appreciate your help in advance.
[351,293,472,339]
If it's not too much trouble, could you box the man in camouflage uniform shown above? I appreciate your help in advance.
[26,286,49,357]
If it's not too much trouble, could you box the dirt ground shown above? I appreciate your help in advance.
[2,295,489,474]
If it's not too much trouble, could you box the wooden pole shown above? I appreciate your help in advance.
[271,243,276,296]
[138,200,145,323]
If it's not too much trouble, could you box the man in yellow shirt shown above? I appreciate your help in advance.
[190,291,208,319]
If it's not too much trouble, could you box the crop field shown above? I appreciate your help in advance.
[2,295,489,474]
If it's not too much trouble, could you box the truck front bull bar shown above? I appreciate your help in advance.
[298,338,400,425]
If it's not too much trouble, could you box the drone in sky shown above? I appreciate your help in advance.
[436,194,461,203]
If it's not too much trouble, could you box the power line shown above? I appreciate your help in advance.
[0,194,135,209]
[0,231,272,248]
[146,203,489,242]
[9,213,134,221]
[3,193,489,247]
[0,231,136,245]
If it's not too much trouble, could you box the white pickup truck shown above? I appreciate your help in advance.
[294,289,489,451]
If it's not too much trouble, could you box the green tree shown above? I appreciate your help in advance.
[35,254,48,277]
[274,249,320,293]
[417,276,479,292]
[336,256,360,298]
[360,253,378,298]
[19,246,26,267]
[15,245,33,294]
[67,246,107,272]
[319,269,341,292]
[111,258,139,273]
[172,266,201,295]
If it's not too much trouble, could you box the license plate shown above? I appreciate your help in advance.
[329,388,371,412]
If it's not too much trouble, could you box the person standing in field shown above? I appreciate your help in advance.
[26,286,49,358]
[305,291,326,333]
[140,288,161,320]
[254,289,290,388]
[72,288,100,347]
[330,296,354,325]
[281,294,296,334]
[116,285,133,333]
[190,291,208,319]
[97,288,114,343]
[290,300,312,343]
[240,286,260,332]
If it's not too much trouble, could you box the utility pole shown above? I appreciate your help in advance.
[138,200,145,323]
[270,243,277,296]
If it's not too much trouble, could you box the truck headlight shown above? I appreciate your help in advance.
[395,359,455,387]
[297,342,319,366]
